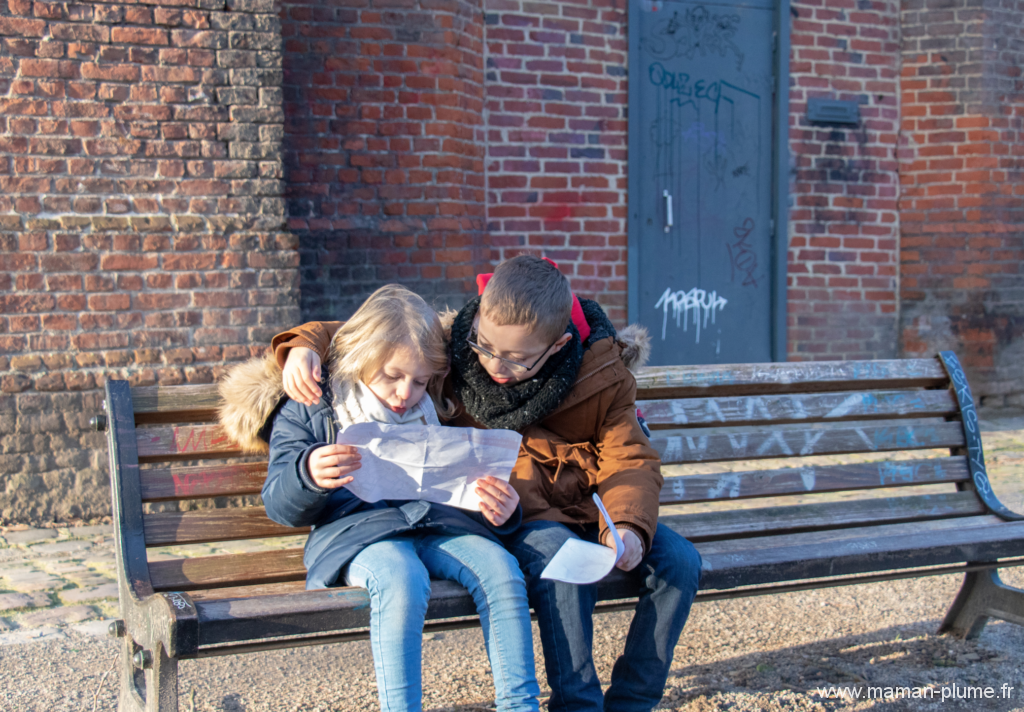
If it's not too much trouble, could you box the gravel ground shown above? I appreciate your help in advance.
[2,568,1024,711]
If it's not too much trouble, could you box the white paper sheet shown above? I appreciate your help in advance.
[337,422,523,510]
[539,493,625,584]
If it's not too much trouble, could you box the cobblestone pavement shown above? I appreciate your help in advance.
[0,526,309,646]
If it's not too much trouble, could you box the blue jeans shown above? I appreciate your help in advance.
[344,533,540,712]
[505,521,702,712]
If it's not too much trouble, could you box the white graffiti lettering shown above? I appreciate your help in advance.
[654,286,728,343]
[799,467,816,491]
[166,593,192,611]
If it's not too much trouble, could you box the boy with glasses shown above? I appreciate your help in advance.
[269,255,702,712]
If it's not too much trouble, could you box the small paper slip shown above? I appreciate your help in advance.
[539,493,624,584]
[337,422,522,511]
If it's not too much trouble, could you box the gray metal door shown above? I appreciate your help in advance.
[628,0,787,366]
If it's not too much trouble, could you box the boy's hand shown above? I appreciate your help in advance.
[307,444,360,490]
[603,528,643,571]
[475,476,519,527]
[284,347,323,406]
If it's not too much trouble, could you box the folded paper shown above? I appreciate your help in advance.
[338,422,522,510]
[539,493,625,584]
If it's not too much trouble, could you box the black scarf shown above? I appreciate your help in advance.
[449,297,584,431]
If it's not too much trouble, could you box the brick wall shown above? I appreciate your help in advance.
[483,0,629,324]
[285,0,632,324]
[3,0,1023,523]
[283,0,490,321]
[786,0,902,360]
[899,0,1024,406]
[0,0,300,523]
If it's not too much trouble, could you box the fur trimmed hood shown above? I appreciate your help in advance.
[438,308,456,340]
[616,323,652,373]
[217,353,286,454]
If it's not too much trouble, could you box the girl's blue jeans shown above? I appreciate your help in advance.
[344,532,540,712]
[504,521,702,712]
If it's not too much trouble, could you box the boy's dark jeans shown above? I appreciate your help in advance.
[505,520,702,712]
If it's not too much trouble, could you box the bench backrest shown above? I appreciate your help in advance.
[101,353,1005,597]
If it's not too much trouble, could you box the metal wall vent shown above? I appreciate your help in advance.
[806,98,860,125]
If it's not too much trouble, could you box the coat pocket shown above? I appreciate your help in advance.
[520,431,600,515]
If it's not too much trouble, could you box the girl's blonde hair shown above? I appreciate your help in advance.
[328,284,454,418]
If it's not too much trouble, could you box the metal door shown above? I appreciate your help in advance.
[628,0,788,365]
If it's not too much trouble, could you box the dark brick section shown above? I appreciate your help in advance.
[0,0,300,523]
[281,0,490,319]
[899,0,1024,406]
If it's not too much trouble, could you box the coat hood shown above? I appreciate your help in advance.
[616,323,652,372]
[218,353,287,454]
[576,296,651,373]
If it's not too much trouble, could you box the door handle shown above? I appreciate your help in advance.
[662,190,673,233]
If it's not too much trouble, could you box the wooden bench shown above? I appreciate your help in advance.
[96,350,1024,712]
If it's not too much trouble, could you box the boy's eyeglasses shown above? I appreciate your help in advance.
[467,330,564,374]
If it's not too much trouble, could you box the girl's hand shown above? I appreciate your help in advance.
[603,528,643,572]
[284,347,323,406]
[307,444,360,490]
[475,476,519,527]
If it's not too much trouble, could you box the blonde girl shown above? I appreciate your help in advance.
[239,286,539,712]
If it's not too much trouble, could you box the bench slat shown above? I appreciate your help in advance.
[696,514,1000,555]
[132,384,223,425]
[634,359,947,399]
[193,579,482,648]
[660,456,969,504]
[190,573,646,649]
[184,580,307,601]
[136,424,242,462]
[664,491,985,541]
[698,517,1024,590]
[138,453,970,508]
[151,548,306,591]
[129,365,951,412]
[141,462,268,502]
[651,421,964,464]
[144,508,301,547]
[150,491,983,591]
[185,573,640,606]
[640,389,957,429]
[124,360,949,427]
[142,453,969,508]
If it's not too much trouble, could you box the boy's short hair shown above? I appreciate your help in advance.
[480,255,573,343]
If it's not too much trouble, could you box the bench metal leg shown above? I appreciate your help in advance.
[939,568,1024,639]
[118,636,179,712]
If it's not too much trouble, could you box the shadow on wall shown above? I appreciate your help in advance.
[901,309,1024,409]
[279,0,491,322]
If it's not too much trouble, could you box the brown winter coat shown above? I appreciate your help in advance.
[267,319,663,551]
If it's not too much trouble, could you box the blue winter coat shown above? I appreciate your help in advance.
[264,393,522,590]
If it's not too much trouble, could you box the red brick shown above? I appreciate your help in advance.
[88,293,131,311]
